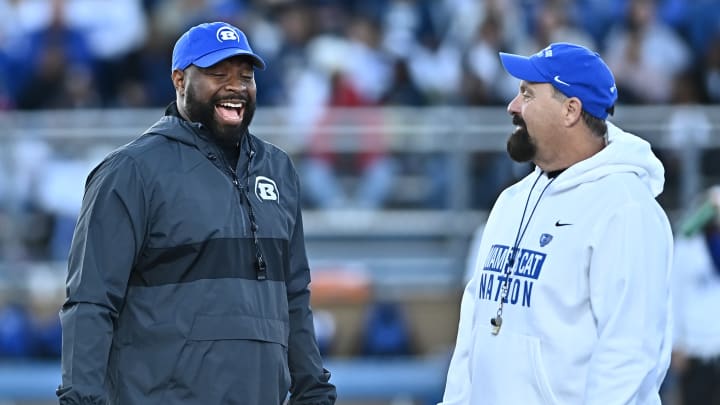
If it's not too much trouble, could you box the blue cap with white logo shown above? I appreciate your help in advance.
[499,42,617,119]
[171,22,266,72]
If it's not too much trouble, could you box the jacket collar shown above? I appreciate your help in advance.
[145,102,256,172]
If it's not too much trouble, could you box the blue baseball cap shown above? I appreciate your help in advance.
[499,43,617,119]
[171,22,266,72]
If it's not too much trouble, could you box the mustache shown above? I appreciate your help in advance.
[512,114,525,127]
[213,92,250,104]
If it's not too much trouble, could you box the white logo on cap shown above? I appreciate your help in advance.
[553,75,570,86]
[216,27,240,43]
[610,84,616,93]
[538,45,553,58]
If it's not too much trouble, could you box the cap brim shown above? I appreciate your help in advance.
[193,48,266,70]
[499,52,546,82]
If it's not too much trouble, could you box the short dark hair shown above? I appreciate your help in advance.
[552,87,607,138]
[581,110,607,138]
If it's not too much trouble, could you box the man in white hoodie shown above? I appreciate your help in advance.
[440,42,673,405]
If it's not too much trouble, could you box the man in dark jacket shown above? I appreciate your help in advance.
[56,21,337,405]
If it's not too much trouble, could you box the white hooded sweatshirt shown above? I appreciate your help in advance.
[440,123,673,405]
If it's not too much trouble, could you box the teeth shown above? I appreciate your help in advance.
[220,102,243,108]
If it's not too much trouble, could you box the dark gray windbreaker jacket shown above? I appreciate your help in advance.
[57,106,336,404]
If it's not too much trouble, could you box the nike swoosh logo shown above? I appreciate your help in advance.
[555,221,572,227]
[553,75,570,86]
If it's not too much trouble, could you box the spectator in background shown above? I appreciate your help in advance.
[297,17,398,210]
[35,145,112,261]
[63,0,148,106]
[0,49,13,109]
[264,1,326,135]
[117,20,175,107]
[380,56,454,209]
[343,15,394,104]
[672,186,720,405]
[27,267,64,359]
[665,70,711,211]
[358,300,415,357]
[464,12,517,105]
[659,0,720,63]
[0,300,33,359]
[569,0,627,49]
[0,271,63,361]
[301,70,398,209]
[381,0,426,59]
[3,0,719,110]
[704,33,720,104]
[151,0,243,38]
[464,12,531,210]
[381,57,426,106]
[524,0,597,53]
[14,0,98,109]
[7,138,54,261]
[441,0,488,48]
[407,28,463,105]
[604,0,691,103]
[0,163,7,258]
[242,20,286,107]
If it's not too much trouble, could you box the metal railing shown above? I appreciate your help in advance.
[2,105,718,212]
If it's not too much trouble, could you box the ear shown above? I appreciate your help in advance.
[171,69,185,96]
[563,97,583,127]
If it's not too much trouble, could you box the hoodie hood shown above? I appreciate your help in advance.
[144,115,200,146]
[143,103,215,147]
[550,121,665,197]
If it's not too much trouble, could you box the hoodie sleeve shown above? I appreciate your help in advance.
[286,177,337,405]
[438,273,477,405]
[584,202,673,404]
[57,153,148,404]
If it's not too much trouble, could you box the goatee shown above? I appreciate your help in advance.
[506,114,536,163]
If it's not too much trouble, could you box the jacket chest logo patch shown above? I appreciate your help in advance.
[255,176,278,202]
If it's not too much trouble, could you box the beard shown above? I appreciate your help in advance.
[506,114,536,163]
[185,86,256,146]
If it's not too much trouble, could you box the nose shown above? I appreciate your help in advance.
[225,77,248,92]
[222,82,250,100]
[507,93,521,115]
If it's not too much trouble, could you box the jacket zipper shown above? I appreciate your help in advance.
[207,150,267,281]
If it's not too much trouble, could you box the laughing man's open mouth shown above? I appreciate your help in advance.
[215,101,245,125]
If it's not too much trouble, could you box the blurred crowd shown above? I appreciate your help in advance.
[0,0,719,111]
